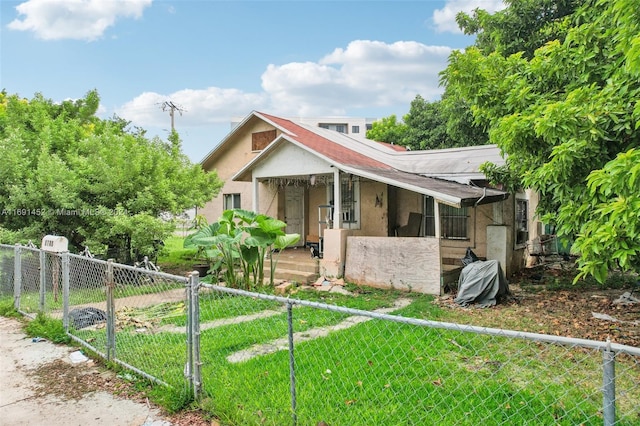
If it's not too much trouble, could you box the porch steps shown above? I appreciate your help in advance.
[265,249,320,284]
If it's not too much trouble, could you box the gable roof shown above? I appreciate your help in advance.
[208,111,509,208]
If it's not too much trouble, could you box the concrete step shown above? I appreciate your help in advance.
[269,259,318,274]
[268,267,319,284]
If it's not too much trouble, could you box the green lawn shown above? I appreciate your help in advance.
[59,289,639,425]
[157,235,198,276]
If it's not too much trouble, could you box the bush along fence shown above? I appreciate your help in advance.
[1,242,639,425]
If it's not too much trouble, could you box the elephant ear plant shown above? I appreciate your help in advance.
[184,209,300,290]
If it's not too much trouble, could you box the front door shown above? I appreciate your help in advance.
[285,186,304,246]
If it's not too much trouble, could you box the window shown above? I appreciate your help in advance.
[352,125,360,134]
[223,193,241,210]
[327,176,360,228]
[424,196,436,237]
[252,130,276,151]
[318,123,348,133]
[424,196,468,239]
[441,204,468,239]
[515,198,528,246]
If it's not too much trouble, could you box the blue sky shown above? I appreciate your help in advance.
[1,0,505,161]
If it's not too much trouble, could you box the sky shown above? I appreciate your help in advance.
[0,0,506,162]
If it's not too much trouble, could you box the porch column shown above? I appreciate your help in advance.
[252,176,259,213]
[434,201,441,238]
[333,168,342,228]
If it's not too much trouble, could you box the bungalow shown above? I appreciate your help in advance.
[200,111,541,294]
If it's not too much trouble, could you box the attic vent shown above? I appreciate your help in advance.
[252,129,277,151]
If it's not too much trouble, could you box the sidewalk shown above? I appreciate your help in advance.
[0,316,172,426]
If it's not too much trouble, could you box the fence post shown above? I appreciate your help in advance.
[61,252,70,332]
[287,301,297,426]
[13,244,22,310]
[185,273,193,395]
[106,259,116,361]
[39,249,46,312]
[190,272,202,400]
[602,341,616,426]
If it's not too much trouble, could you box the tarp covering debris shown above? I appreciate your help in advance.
[454,260,509,308]
[69,307,107,329]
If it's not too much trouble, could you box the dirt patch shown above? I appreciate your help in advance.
[28,359,147,402]
[437,265,640,347]
[26,357,213,426]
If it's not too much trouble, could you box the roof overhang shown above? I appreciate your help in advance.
[341,167,509,208]
[233,137,509,208]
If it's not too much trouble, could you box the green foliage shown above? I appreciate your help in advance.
[570,149,640,281]
[0,91,223,262]
[157,235,198,275]
[24,313,70,344]
[405,95,488,150]
[442,0,640,282]
[0,226,22,245]
[0,299,20,317]
[185,209,300,289]
[365,114,407,146]
[368,95,488,151]
[456,0,582,59]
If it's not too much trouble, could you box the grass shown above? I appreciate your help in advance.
[3,248,639,425]
[57,286,639,425]
[23,312,71,344]
[157,235,197,275]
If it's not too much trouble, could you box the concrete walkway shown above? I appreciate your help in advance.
[0,316,172,426]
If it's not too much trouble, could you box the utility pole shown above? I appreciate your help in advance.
[160,101,185,131]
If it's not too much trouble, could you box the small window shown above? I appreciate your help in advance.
[352,125,360,134]
[336,125,346,133]
[441,204,468,239]
[366,124,373,131]
[516,198,528,246]
[327,176,360,229]
[223,193,241,210]
[424,196,468,239]
[252,130,276,151]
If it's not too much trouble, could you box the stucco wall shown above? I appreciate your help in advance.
[200,119,280,224]
[350,180,388,237]
[345,236,441,294]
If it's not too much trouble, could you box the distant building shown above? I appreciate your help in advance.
[231,116,376,139]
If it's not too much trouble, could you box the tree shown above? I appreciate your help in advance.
[456,0,583,59]
[442,0,640,281]
[402,96,448,150]
[367,96,488,150]
[0,90,223,263]
[404,95,488,150]
[365,114,407,146]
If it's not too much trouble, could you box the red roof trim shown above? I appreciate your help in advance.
[258,112,393,170]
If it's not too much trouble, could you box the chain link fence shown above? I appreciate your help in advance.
[1,243,639,425]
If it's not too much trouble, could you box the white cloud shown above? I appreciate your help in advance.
[432,0,506,33]
[118,40,452,129]
[8,0,152,41]
[262,40,452,117]
[117,88,269,129]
